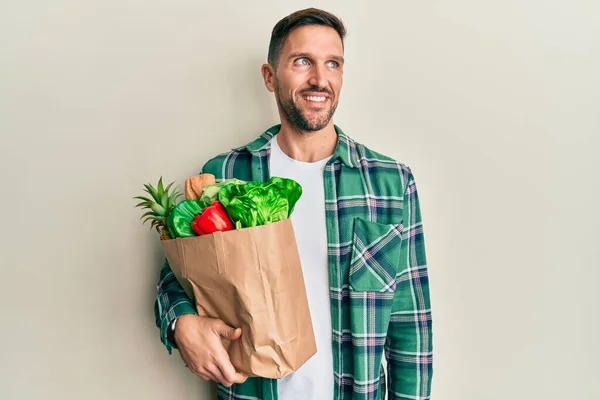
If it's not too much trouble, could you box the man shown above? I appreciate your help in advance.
[154,8,432,400]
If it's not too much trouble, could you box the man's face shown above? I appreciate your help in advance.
[267,25,344,132]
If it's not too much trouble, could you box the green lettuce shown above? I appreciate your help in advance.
[217,176,302,228]
[200,178,246,204]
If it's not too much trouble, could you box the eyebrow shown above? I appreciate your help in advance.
[288,52,345,64]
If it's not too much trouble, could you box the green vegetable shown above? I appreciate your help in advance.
[217,181,261,208]
[201,178,246,204]
[166,199,208,238]
[268,177,302,214]
[217,176,302,228]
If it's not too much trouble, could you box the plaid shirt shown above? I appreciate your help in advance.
[154,124,433,400]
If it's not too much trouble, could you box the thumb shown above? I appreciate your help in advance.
[228,327,242,340]
[213,319,242,339]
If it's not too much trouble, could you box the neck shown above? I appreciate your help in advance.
[275,119,337,163]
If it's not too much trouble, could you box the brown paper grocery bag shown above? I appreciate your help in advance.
[161,218,317,379]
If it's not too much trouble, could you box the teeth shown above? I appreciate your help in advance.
[304,96,326,102]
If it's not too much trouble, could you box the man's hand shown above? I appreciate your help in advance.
[173,314,248,387]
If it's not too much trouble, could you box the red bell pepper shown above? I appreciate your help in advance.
[191,201,235,235]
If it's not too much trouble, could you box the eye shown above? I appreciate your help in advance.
[294,57,310,66]
[326,61,339,68]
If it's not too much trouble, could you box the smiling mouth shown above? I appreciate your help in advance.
[302,95,328,103]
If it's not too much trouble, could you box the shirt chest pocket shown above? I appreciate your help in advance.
[348,218,403,292]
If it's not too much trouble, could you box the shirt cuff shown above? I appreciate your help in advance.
[160,302,198,354]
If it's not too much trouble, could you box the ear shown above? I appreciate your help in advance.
[261,63,276,92]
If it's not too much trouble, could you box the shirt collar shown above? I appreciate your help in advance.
[233,124,358,168]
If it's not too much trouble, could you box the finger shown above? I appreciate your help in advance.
[196,367,218,382]
[231,372,248,384]
[215,351,238,384]
[197,372,211,381]
[229,327,242,340]
[215,353,247,384]
[207,363,232,387]
[181,356,209,380]
[213,319,241,340]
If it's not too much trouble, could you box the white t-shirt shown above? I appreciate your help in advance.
[269,135,334,400]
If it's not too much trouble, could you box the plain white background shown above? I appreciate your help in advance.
[1,1,598,399]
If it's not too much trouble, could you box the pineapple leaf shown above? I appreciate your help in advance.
[157,177,165,198]
[150,219,162,231]
[133,196,152,203]
[144,183,160,201]
[160,192,169,209]
[164,181,174,194]
[140,211,154,220]
[143,216,164,226]
[167,186,180,209]
[135,201,152,208]
[150,202,166,216]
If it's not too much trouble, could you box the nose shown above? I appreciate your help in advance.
[308,64,328,89]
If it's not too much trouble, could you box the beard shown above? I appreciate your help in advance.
[275,81,338,132]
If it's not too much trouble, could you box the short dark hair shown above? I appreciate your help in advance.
[267,8,347,68]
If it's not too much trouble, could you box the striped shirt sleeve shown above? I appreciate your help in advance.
[153,259,198,354]
[385,168,433,399]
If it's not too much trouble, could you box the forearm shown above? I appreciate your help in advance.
[154,259,198,354]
